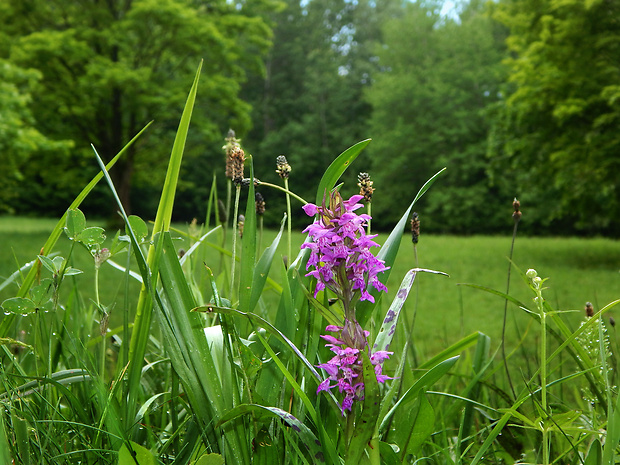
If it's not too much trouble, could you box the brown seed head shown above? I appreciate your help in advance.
[230,146,245,185]
[513,197,522,222]
[357,172,374,202]
[223,129,241,178]
[585,301,594,318]
[255,192,266,215]
[276,155,291,179]
[410,212,420,244]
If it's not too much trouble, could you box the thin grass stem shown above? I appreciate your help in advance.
[284,178,292,262]
[502,217,520,399]
[230,184,241,300]
[256,181,308,205]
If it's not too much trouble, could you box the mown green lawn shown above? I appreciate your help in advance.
[1,216,618,358]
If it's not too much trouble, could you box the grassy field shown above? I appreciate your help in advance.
[1,215,618,359]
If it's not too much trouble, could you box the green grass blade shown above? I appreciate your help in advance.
[0,408,11,465]
[247,215,286,314]
[126,62,202,426]
[239,157,257,312]
[315,139,371,205]
[157,232,249,462]
[380,355,459,432]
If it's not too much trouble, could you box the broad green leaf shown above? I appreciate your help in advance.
[378,442,400,465]
[396,392,435,460]
[65,208,86,240]
[127,215,148,242]
[346,351,381,465]
[77,227,106,247]
[380,355,458,431]
[586,438,602,465]
[63,267,83,276]
[217,404,325,464]
[194,454,225,465]
[37,255,57,274]
[315,139,371,205]
[30,279,53,306]
[51,256,64,272]
[1,297,37,315]
[118,441,156,465]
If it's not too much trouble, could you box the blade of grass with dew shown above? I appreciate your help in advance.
[314,139,371,205]
[357,168,446,327]
[157,232,249,462]
[0,122,152,338]
[217,404,324,463]
[0,407,10,465]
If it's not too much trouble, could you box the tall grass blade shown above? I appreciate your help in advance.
[246,215,286,314]
[0,408,11,465]
[127,61,202,425]
[157,232,249,463]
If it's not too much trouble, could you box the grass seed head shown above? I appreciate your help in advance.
[357,172,374,202]
[276,155,291,179]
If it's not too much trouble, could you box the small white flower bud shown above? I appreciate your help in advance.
[526,269,537,279]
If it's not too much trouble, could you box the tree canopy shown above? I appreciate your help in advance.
[0,0,277,216]
[488,0,620,233]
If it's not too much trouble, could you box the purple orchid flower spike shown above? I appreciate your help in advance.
[302,189,392,414]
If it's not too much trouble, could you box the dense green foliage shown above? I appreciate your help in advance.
[0,0,618,233]
[0,0,277,217]
[488,0,620,234]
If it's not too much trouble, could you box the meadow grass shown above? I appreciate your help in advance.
[2,215,618,359]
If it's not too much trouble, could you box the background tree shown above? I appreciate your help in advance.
[0,0,277,218]
[488,0,620,233]
[241,0,400,227]
[0,58,73,214]
[365,0,509,232]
